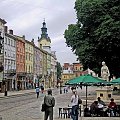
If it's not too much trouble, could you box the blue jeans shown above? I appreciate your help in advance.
[71,105,79,120]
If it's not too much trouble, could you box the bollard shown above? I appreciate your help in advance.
[4,91,7,96]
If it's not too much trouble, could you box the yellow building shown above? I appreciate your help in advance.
[61,73,75,85]
[47,53,51,87]
[25,38,34,88]
[41,50,47,88]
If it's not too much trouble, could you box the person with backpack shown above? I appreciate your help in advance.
[44,89,55,120]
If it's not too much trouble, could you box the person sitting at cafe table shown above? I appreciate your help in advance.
[97,97,106,106]
[97,97,106,116]
[90,101,99,116]
[90,100,105,116]
[108,98,117,116]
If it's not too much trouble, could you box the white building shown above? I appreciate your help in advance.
[4,28,16,91]
[0,18,6,92]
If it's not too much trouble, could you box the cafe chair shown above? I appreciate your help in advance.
[58,107,68,118]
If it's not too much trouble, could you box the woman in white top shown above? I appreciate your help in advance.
[71,89,79,120]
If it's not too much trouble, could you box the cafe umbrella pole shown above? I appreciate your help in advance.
[86,85,87,108]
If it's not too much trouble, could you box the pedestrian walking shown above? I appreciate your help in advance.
[36,87,40,98]
[71,89,79,120]
[41,85,44,94]
[44,89,55,120]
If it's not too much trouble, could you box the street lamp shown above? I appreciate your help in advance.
[59,79,62,94]
[4,78,7,96]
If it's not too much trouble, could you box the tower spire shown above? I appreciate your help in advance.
[43,18,45,22]
[41,19,47,38]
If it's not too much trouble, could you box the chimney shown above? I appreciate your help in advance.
[4,26,8,33]
[22,35,25,39]
[9,29,13,35]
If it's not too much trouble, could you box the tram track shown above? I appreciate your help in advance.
[0,89,59,113]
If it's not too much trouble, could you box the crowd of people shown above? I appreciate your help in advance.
[70,87,119,119]
[90,97,118,117]
[39,86,119,120]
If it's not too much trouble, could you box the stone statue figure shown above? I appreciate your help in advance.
[101,61,110,81]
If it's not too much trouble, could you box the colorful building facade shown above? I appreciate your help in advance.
[25,38,34,89]
[34,44,43,87]
[61,63,84,85]
[0,18,6,92]
[4,30,16,91]
[15,35,25,90]
[0,18,58,92]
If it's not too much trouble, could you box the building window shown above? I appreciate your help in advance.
[5,37,7,44]
[11,39,13,46]
[13,40,15,47]
[5,51,6,56]
[76,67,77,70]
[26,65,27,72]
[26,54,27,60]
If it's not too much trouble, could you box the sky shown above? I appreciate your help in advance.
[0,0,78,65]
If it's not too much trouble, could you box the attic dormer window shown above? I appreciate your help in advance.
[40,44,42,48]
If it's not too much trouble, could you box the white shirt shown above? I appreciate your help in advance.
[71,95,78,106]
[98,103,104,108]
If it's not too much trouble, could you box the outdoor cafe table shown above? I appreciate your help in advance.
[58,105,82,118]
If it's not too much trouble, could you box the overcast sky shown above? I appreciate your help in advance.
[0,0,78,65]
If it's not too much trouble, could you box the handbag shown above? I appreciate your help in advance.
[78,96,82,104]
[41,103,46,112]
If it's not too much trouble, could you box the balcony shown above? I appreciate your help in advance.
[7,69,16,73]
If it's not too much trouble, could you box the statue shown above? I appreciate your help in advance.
[101,61,110,81]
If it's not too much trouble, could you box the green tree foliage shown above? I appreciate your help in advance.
[56,62,62,80]
[64,0,120,77]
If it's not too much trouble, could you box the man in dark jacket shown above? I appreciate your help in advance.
[44,89,55,120]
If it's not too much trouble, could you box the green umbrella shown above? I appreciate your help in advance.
[66,74,107,85]
[111,78,120,84]
[65,74,108,108]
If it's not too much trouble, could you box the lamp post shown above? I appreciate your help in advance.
[4,79,7,96]
[59,79,62,94]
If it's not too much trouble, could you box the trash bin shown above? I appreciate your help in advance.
[4,91,7,96]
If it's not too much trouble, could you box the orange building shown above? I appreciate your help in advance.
[73,63,83,77]
[15,35,25,90]
[61,63,86,85]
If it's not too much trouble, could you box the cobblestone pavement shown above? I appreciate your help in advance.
[0,87,120,120]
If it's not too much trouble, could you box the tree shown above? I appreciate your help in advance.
[56,62,62,80]
[64,0,120,77]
